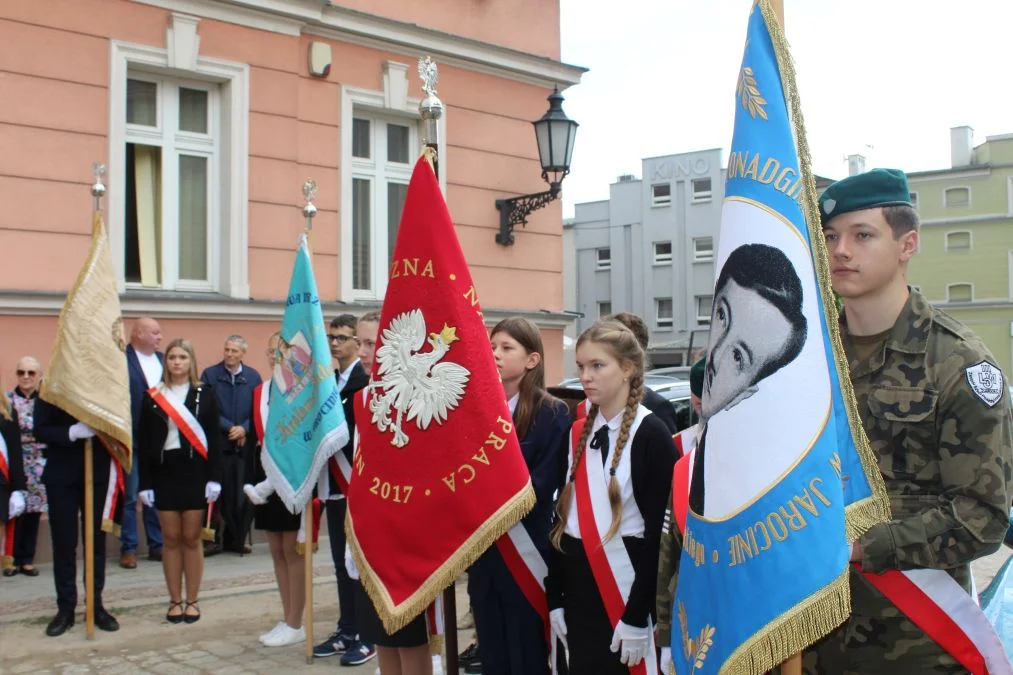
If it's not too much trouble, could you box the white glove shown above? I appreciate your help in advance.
[344,544,360,580]
[8,491,26,519]
[660,646,672,674]
[549,608,568,651]
[205,481,222,503]
[139,490,155,508]
[610,620,650,666]
[68,422,95,442]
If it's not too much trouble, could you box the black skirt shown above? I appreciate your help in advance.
[354,581,429,648]
[558,533,640,675]
[254,494,301,532]
[153,447,207,512]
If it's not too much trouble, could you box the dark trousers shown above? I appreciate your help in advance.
[218,448,253,549]
[326,498,357,636]
[469,564,550,675]
[13,511,42,566]
[47,479,108,613]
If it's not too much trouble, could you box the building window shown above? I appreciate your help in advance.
[693,237,714,262]
[596,248,612,270]
[945,186,971,207]
[945,231,971,250]
[652,183,672,207]
[656,298,674,328]
[349,114,415,296]
[946,283,973,303]
[123,75,218,291]
[909,191,919,208]
[692,178,713,202]
[653,241,673,264]
[696,295,713,324]
[598,301,612,318]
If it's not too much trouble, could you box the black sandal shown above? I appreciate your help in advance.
[2,567,16,577]
[183,600,201,624]
[166,600,184,624]
[19,565,39,577]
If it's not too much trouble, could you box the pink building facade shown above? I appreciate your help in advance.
[0,0,584,385]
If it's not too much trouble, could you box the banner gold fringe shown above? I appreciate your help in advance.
[429,634,445,656]
[1,555,13,570]
[722,570,850,675]
[100,519,121,537]
[348,481,536,634]
[758,0,891,539]
[295,540,319,556]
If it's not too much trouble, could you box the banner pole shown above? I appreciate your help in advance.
[769,2,801,671]
[84,438,96,640]
[417,56,457,672]
[301,179,318,666]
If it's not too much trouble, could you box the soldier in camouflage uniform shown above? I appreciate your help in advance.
[805,168,1013,674]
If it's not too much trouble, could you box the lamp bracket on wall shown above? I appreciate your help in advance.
[494,184,560,246]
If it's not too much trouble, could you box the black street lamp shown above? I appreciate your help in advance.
[495,87,578,245]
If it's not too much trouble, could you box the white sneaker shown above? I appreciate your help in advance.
[259,621,285,644]
[263,623,305,647]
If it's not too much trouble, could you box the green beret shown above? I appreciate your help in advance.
[690,357,706,398]
[819,168,911,223]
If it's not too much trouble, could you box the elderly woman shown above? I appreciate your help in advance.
[5,357,46,576]
[138,339,223,623]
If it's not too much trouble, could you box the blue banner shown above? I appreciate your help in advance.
[671,3,888,673]
[263,234,349,513]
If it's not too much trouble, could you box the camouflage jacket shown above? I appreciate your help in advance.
[655,485,681,647]
[845,289,1013,590]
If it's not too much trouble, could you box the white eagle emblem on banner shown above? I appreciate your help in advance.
[369,309,470,447]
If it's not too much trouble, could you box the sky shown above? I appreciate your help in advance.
[557,0,1013,217]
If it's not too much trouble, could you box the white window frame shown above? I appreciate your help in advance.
[946,282,974,303]
[696,295,713,324]
[651,183,672,207]
[691,177,713,203]
[109,40,249,297]
[944,186,971,208]
[656,297,674,328]
[596,248,612,270]
[340,72,447,301]
[693,237,714,262]
[653,241,673,264]
[945,230,972,251]
[598,301,612,318]
[347,114,417,298]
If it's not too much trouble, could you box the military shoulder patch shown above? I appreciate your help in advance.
[965,361,1004,407]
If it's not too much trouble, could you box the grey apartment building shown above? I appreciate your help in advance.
[566,149,724,368]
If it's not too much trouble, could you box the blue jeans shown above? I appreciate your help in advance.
[120,457,163,554]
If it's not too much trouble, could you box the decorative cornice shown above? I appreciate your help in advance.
[133,0,586,89]
[0,290,577,328]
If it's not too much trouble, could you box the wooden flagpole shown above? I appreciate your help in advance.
[767,1,802,673]
[302,179,318,666]
[84,438,96,640]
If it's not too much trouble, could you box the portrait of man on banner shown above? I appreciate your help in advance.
[694,208,832,519]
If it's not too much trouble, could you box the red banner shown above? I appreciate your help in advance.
[347,155,535,632]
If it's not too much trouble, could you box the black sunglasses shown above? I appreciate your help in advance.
[16,369,37,377]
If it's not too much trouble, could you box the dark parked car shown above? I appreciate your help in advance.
[558,375,695,432]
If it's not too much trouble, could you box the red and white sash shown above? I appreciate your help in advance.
[0,431,13,564]
[100,459,124,535]
[327,389,366,497]
[670,448,695,535]
[147,385,208,460]
[253,382,269,445]
[575,398,591,421]
[571,416,658,675]
[496,522,550,636]
[857,565,1012,675]
[672,424,698,461]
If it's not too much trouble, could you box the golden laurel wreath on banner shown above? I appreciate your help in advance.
[737,64,768,120]
[679,601,716,674]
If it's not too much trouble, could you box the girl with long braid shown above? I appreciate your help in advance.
[545,320,677,675]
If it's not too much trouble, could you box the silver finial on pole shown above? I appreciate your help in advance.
[91,162,106,212]
[418,56,443,177]
[302,178,318,232]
